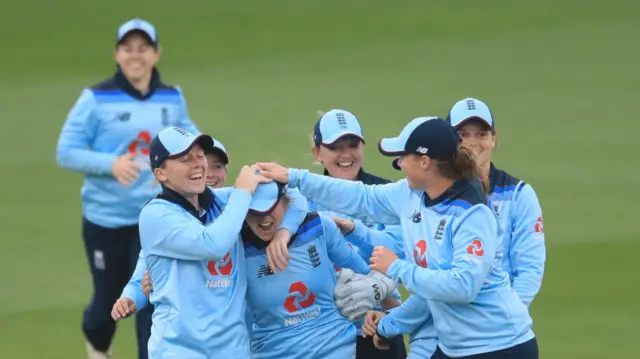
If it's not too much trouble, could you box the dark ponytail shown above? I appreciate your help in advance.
[435,145,489,193]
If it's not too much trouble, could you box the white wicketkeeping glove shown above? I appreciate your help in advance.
[334,269,397,321]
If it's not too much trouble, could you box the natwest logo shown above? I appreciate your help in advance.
[534,217,544,234]
[466,240,484,257]
[413,239,427,268]
[284,282,316,313]
[207,253,233,276]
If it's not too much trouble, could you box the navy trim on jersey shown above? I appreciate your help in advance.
[488,162,526,198]
[90,67,178,101]
[424,179,487,208]
[155,185,216,224]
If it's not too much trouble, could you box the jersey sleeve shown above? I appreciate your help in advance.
[346,222,405,260]
[174,85,201,135]
[509,183,546,307]
[56,89,118,175]
[386,205,498,303]
[288,169,407,225]
[120,250,149,310]
[276,188,308,235]
[320,215,370,275]
[140,188,252,260]
[377,294,431,337]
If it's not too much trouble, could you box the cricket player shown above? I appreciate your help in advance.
[244,181,396,359]
[447,98,546,307]
[266,109,407,359]
[136,127,308,359]
[112,136,230,318]
[256,116,539,358]
[55,18,199,359]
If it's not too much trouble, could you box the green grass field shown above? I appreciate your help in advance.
[1,0,638,357]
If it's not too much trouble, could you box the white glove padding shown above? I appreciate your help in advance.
[334,270,397,321]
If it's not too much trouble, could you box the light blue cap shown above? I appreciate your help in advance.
[447,98,494,131]
[248,181,286,215]
[117,18,158,44]
[313,109,364,146]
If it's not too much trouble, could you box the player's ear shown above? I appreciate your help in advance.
[153,167,168,183]
[420,155,431,170]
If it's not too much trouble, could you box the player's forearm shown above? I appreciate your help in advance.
[511,270,543,307]
[382,297,401,311]
[56,148,116,175]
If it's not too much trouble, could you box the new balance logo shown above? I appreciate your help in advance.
[257,264,274,278]
[409,210,421,223]
[416,146,428,154]
[114,112,131,122]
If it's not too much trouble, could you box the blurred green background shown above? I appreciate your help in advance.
[0,0,638,358]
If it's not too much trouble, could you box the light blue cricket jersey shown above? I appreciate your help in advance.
[244,213,370,359]
[288,169,535,358]
[488,163,546,307]
[137,185,307,359]
[56,68,199,228]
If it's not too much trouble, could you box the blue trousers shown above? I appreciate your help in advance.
[81,217,152,359]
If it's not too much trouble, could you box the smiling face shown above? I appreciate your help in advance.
[455,119,496,170]
[153,144,207,200]
[313,136,364,180]
[114,31,160,84]
[245,199,287,241]
[205,151,228,188]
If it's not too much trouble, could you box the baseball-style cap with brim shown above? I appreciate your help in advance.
[248,181,287,216]
[116,18,158,47]
[208,137,230,165]
[446,98,494,132]
[149,127,215,170]
[378,116,461,170]
[313,109,365,147]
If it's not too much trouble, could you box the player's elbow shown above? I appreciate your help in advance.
[447,274,481,304]
[55,147,73,170]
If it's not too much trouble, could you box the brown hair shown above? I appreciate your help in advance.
[434,145,489,193]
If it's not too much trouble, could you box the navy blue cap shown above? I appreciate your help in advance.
[117,18,158,46]
[149,127,215,170]
[378,117,461,170]
[446,98,494,133]
[248,181,287,216]
[313,109,364,147]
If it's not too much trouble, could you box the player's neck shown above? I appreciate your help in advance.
[130,74,152,94]
[479,162,491,183]
[423,177,455,200]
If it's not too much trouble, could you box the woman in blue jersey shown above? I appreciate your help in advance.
[134,127,308,359]
[256,116,539,359]
[55,18,199,359]
[112,136,230,318]
[265,109,408,359]
[446,98,546,307]
[243,181,395,359]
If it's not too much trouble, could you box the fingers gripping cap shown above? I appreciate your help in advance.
[149,127,214,169]
[378,117,461,170]
[248,181,287,216]
[313,109,365,147]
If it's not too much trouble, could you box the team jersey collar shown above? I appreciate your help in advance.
[423,180,469,207]
[114,66,162,100]
[488,162,499,194]
[157,185,215,223]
